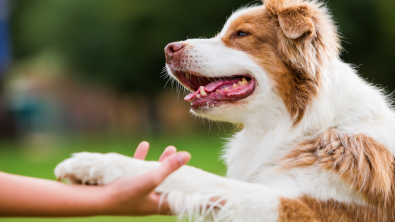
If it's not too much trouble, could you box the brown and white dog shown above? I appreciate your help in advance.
[55,0,395,221]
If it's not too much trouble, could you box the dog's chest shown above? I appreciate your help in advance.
[224,135,368,203]
[224,137,294,182]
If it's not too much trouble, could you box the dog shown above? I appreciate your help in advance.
[55,0,395,221]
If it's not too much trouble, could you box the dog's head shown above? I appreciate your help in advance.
[165,0,340,125]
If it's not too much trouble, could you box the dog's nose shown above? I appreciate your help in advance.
[165,42,185,64]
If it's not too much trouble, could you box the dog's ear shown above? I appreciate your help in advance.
[277,6,315,39]
[264,0,315,40]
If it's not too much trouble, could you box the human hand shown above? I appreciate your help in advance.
[102,142,191,216]
[0,142,189,218]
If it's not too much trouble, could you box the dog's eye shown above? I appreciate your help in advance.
[236,31,249,37]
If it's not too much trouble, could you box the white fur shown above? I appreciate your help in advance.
[55,3,395,222]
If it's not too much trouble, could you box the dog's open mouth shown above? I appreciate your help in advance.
[173,71,255,108]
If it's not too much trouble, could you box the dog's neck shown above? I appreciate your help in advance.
[222,58,393,182]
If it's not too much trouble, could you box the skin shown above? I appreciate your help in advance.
[0,141,191,217]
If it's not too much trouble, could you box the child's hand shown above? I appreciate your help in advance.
[0,141,190,217]
[102,142,191,216]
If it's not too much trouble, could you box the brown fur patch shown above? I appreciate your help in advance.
[283,129,394,208]
[221,7,319,124]
[279,197,319,222]
[220,0,340,124]
[279,195,395,222]
[264,0,341,81]
[277,5,315,39]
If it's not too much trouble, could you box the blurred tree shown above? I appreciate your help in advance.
[0,0,16,138]
[8,0,395,93]
[328,0,395,91]
[10,0,249,94]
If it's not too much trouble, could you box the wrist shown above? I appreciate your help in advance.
[67,185,115,217]
[95,185,119,215]
[97,183,135,216]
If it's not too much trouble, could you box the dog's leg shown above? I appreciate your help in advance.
[55,152,289,222]
[55,152,159,185]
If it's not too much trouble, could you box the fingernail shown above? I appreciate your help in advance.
[177,153,191,165]
[177,155,185,165]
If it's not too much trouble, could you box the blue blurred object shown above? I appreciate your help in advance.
[0,0,10,75]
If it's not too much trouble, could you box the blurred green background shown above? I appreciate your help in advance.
[0,0,394,221]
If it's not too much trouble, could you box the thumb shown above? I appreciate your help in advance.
[139,152,191,193]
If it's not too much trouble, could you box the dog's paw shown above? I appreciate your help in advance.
[54,152,130,185]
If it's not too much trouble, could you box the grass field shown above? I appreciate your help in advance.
[0,132,228,222]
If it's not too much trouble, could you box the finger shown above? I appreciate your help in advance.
[133,141,150,160]
[159,146,177,162]
[208,197,227,208]
[139,152,191,193]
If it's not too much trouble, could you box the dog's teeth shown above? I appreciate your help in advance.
[186,72,190,80]
[216,89,220,92]
[233,83,238,88]
[200,86,207,97]
[239,77,248,85]
[225,87,229,91]
[196,94,201,98]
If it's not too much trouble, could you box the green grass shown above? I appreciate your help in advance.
[0,133,228,222]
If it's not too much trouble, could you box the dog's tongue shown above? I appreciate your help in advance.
[204,81,226,92]
[184,90,200,101]
[184,81,224,101]
[184,78,245,101]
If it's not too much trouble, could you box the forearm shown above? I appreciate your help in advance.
[0,172,111,217]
